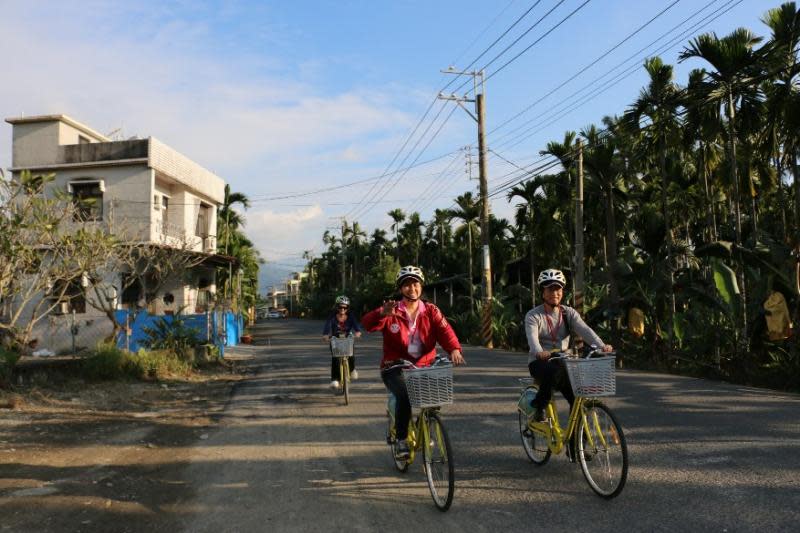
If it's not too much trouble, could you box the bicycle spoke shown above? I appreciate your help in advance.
[577,402,628,499]
[423,412,454,511]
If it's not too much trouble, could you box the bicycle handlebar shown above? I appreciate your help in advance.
[382,354,452,372]
[549,346,616,360]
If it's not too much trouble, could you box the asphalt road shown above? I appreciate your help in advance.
[177,318,799,532]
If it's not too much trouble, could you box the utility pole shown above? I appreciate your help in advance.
[574,139,585,316]
[340,218,347,292]
[439,67,493,348]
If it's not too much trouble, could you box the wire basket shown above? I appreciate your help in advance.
[564,356,616,397]
[330,336,354,357]
[404,364,454,408]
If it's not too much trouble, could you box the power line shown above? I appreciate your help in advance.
[489,0,688,137]
[484,0,594,84]
[490,0,741,150]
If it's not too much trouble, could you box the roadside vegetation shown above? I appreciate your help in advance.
[300,3,800,392]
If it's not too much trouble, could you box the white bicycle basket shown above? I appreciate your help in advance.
[564,356,616,397]
[404,364,454,408]
[330,336,354,357]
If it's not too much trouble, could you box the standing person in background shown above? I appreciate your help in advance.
[323,295,362,390]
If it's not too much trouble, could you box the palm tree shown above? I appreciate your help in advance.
[387,208,406,261]
[626,57,684,352]
[507,179,542,306]
[580,124,625,322]
[680,28,765,347]
[400,212,424,265]
[448,192,481,303]
[344,221,367,286]
[762,2,800,242]
[218,184,250,256]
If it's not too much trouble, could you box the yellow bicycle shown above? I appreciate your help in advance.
[517,350,628,498]
[330,335,354,405]
[386,358,455,511]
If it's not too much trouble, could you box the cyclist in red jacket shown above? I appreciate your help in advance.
[361,265,465,459]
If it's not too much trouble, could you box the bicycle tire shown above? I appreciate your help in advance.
[387,414,409,473]
[518,386,551,465]
[577,400,628,499]
[518,413,551,465]
[341,358,350,405]
[423,412,454,511]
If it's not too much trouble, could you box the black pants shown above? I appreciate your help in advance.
[330,354,356,381]
[528,358,574,410]
[381,366,411,440]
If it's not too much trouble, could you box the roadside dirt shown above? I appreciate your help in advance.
[0,365,244,532]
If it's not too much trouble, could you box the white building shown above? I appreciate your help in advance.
[4,114,234,353]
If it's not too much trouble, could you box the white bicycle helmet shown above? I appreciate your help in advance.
[335,295,350,306]
[537,268,567,288]
[396,265,425,288]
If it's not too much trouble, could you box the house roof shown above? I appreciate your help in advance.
[5,114,110,142]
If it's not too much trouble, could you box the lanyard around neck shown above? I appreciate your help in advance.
[544,307,563,344]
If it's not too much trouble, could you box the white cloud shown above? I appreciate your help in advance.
[0,1,429,262]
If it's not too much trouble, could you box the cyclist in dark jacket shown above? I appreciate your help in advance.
[323,295,362,390]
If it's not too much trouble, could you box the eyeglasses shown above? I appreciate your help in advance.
[337,306,349,310]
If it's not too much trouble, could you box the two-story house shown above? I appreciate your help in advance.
[4,114,233,353]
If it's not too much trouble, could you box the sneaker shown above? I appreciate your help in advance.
[395,439,410,460]
[329,380,340,390]
[350,370,359,380]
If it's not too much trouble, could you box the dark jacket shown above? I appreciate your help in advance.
[323,313,363,337]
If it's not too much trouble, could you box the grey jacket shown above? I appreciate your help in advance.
[523,304,605,364]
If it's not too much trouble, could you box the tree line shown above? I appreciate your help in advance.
[300,2,800,391]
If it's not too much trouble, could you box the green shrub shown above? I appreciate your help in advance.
[82,343,192,381]
[141,309,201,361]
[128,349,191,379]
[0,347,21,388]
[82,343,140,381]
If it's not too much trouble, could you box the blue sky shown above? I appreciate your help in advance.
[0,0,782,289]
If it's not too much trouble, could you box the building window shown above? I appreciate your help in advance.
[70,181,104,221]
[161,196,169,234]
[49,279,86,314]
[196,203,210,237]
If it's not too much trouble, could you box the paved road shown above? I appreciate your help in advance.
[177,318,798,532]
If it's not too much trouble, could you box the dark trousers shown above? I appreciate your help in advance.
[381,366,411,440]
[528,358,574,410]
[330,354,356,381]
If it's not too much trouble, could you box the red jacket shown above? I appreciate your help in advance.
[361,301,462,369]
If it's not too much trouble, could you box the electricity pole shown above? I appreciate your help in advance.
[574,139,585,315]
[439,68,493,348]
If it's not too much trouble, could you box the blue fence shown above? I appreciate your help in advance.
[115,310,242,354]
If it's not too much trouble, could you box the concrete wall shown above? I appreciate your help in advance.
[10,121,61,168]
[45,165,154,242]
[149,137,225,204]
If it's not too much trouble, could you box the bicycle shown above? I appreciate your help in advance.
[330,334,355,405]
[385,357,455,511]
[516,348,628,499]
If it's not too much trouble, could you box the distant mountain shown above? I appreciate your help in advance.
[257,261,305,295]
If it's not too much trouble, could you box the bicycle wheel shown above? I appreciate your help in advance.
[387,415,409,473]
[422,412,454,511]
[341,358,350,405]
[518,411,551,465]
[577,401,628,499]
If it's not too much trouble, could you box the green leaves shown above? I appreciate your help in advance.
[710,258,740,313]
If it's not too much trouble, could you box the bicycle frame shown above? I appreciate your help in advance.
[528,396,592,455]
